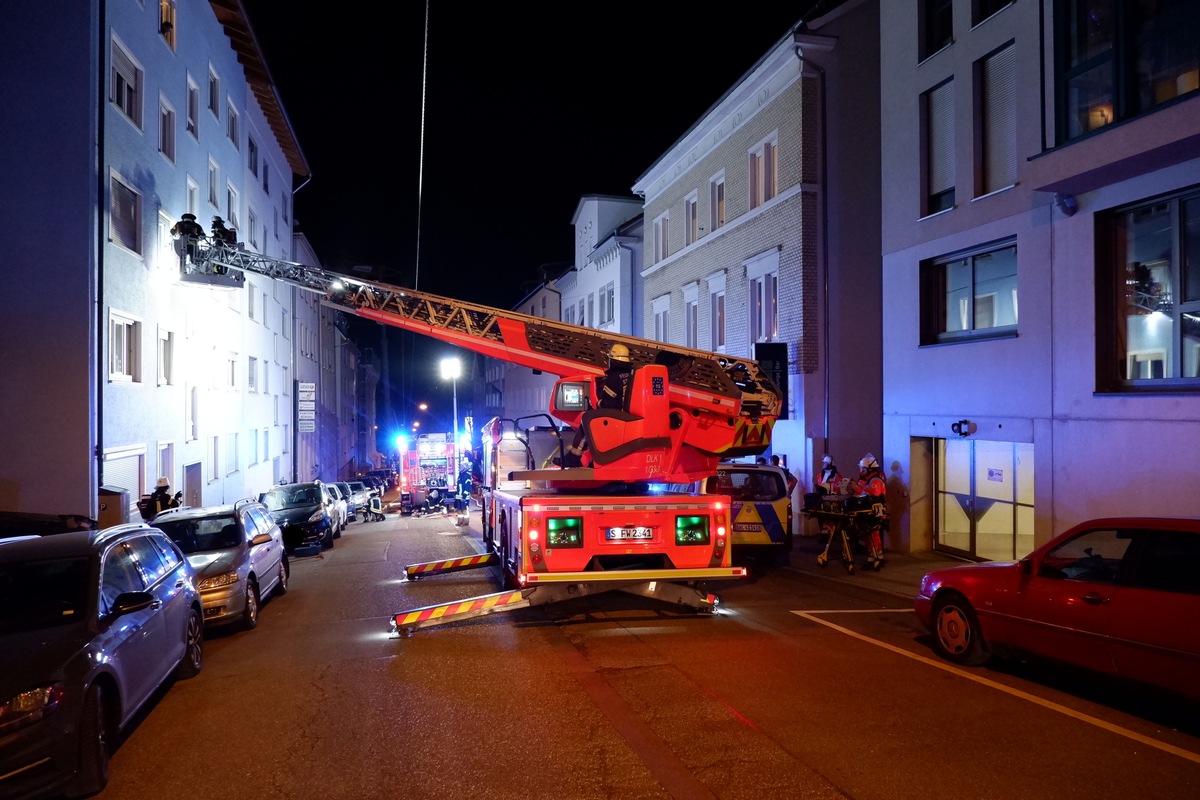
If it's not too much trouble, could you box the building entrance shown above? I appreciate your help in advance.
[935,438,1034,561]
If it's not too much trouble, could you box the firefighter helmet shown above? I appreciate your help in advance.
[858,453,879,471]
[608,343,631,364]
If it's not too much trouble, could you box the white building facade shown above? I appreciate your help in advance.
[880,0,1200,557]
[0,2,373,521]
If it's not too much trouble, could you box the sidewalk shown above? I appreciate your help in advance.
[781,533,973,600]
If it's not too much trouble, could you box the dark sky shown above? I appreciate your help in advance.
[241,1,821,439]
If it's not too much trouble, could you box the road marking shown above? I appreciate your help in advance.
[792,609,1200,766]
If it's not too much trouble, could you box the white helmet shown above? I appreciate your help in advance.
[822,455,832,466]
[156,476,170,488]
[608,343,631,364]
[859,453,878,471]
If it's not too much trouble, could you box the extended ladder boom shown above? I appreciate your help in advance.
[181,236,781,448]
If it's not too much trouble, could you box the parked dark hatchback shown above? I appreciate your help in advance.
[0,523,204,799]
[915,517,1200,703]
[259,481,335,552]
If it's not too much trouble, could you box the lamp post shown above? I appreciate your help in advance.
[440,357,462,493]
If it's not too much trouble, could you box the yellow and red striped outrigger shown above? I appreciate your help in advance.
[392,588,534,636]
[404,553,498,580]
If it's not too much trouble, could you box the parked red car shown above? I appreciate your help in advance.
[914,517,1200,702]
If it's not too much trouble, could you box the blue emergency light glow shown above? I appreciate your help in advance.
[675,515,710,545]
[545,516,584,548]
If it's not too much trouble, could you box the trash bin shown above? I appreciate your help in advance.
[98,485,130,529]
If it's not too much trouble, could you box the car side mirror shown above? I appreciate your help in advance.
[111,590,155,616]
[250,532,272,546]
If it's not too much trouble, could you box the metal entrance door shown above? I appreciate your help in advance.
[935,439,1034,561]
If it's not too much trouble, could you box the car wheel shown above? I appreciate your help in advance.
[334,518,342,538]
[68,684,110,796]
[241,581,260,631]
[274,558,289,596]
[932,593,989,666]
[175,607,204,679]
[322,528,334,549]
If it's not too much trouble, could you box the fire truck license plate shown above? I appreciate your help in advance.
[606,526,653,540]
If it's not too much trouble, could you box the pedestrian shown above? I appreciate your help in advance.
[852,453,887,566]
[140,477,181,520]
[816,454,840,495]
[770,454,798,495]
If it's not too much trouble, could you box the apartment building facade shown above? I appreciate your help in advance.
[631,0,882,532]
[0,2,364,521]
[881,0,1200,557]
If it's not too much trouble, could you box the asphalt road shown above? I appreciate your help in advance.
[87,505,1200,800]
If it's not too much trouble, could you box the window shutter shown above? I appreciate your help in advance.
[111,179,138,251]
[983,45,1017,193]
[112,46,136,97]
[929,80,955,197]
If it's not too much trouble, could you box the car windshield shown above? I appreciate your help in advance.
[156,516,242,554]
[349,482,366,493]
[262,487,319,511]
[0,557,91,633]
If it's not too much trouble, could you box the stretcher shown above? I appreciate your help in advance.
[801,495,886,574]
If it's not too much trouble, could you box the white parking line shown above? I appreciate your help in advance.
[791,609,1200,766]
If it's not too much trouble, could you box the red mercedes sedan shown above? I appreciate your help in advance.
[914,517,1200,703]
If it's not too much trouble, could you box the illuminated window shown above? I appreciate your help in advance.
[1057,0,1200,143]
[1097,188,1200,388]
[921,240,1018,344]
[208,159,220,207]
[653,211,670,261]
[748,136,777,209]
[109,311,141,382]
[708,270,726,350]
[226,101,239,148]
[747,253,778,343]
[598,282,615,326]
[683,283,699,349]
[158,327,174,385]
[159,0,176,49]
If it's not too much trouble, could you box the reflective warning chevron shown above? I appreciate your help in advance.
[404,553,499,580]
[391,588,533,635]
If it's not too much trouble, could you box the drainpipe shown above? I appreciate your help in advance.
[794,33,830,451]
[95,0,109,509]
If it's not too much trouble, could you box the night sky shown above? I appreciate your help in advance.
[241,1,822,439]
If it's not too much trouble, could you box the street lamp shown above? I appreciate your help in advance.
[440,357,462,492]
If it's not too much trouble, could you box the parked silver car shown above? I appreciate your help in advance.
[325,482,348,537]
[334,481,359,522]
[151,499,288,630]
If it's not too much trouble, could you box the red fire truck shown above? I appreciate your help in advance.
[178,231,782,635]
[398,432,456,514]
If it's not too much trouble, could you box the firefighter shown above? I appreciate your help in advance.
[853,453,887,567]
[170,213,205,263]
[139,477,181,520]
[564,343,635,467]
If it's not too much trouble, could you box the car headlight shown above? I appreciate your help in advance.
[199,571,240,590]
[308,510,325,524]
[0,683,64,735]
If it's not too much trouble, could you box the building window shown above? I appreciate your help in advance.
[156,211,175,270]
[685,192,699,246]
[226,101,239,148]
[653,212,670,261]
[921,240,1018,345]
[186,176,199,216]
[708,270,727,350]
[653,295,670,343]
[188,386,199,441]
[158,327,174,385]
[749,137,777,209]
[598,282,615,325]
[247,283,257,320]
[207,67,220,118]
[577,299,585,327]
[208,159,220,207]
[263,162,270,195]
[683,284,699,349]
[226,183,239,231]
[587,294,595,329]
[227,353,238,390]
[248,356,258,391]
[973,0,1010,26]
[248,208,259,247]
[159,97,176,162]
[747,253,779,343]
[248,138,259,177]
[1056,1,1200,143]
[226,432,239,476]
[924,79,955,215]
[109,311,141,382]
[282,193,289,223]
[920,0,953,61]
[186,75,199,138]
[978,43,1016,196]
[1098,189,1200,388]
[710,173,726,232]
[110,174,142,254]
[159,0,176,49]
[209,436,219,481]
[111,39,142,128]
